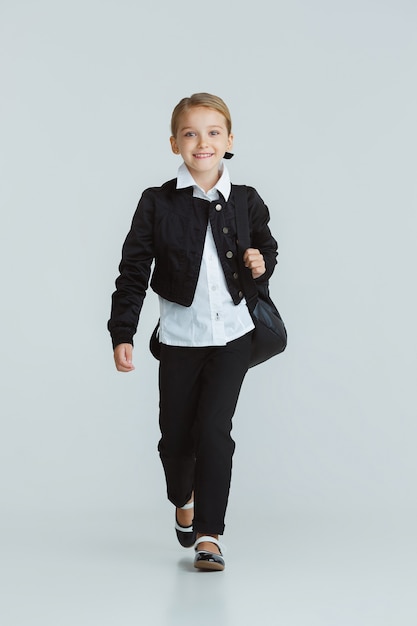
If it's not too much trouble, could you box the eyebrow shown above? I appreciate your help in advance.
[180,125,224,131]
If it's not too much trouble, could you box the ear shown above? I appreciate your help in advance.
[170,136,179,155]
[227,133,234,151]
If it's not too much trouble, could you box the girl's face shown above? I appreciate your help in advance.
[170,106,233,186]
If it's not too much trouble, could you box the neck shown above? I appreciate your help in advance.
[190,169,221,194]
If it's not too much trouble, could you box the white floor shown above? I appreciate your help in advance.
[1,507,416,626]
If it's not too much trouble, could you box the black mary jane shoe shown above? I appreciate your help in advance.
[175,502,197,548]
[194,535,225,571]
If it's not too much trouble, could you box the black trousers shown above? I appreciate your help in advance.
[158,332,252,535]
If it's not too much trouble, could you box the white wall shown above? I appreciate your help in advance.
[1,0,416,521]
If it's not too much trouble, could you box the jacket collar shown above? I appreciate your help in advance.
[176,162,231,201]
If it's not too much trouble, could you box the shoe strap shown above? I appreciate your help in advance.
[175,521,194,532]
[194,536,224,552]
[179,502,194,510]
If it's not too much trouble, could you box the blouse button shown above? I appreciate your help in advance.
[226,251,233,259]
[215,204,222,211]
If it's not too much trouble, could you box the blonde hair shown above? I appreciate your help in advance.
[171,93,232,137]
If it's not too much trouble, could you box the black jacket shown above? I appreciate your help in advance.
[108,179,278,348]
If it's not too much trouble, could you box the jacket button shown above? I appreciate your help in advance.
[238,291,243,298]
[226,251,233,259]
[215,204,222,211]
[233,272,238,279]
[222,227,229,234]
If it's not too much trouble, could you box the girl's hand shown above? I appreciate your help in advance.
[114,343,135,372]
[243,248,266,279]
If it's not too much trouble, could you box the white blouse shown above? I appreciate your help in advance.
[158,162,254,347]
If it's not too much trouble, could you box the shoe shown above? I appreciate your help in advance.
[175,502,197,548]
[194,535,225,571]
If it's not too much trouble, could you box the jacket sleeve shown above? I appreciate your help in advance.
[107,190,155,348]
[246,186,278,283]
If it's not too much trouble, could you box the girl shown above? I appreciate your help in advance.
[108,93,278,571]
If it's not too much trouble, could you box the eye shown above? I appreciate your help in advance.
[184,131,196,137]
[209,130,220,136]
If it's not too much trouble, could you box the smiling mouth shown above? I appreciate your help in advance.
[193,153,214,159]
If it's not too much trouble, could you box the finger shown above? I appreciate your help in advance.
[123,343,133,365]
[243,248,259,263]
[251,266,266,278]
[245,254,264,268]
[250,258,266,278]
[116,363,134,372]
[116,357,135,370]
[115,361,135,372]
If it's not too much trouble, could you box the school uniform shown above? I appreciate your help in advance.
[108,163,278,534]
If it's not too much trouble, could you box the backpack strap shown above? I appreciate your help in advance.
[233,184,259,312]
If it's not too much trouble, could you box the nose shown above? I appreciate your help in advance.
[197,134,208,147]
